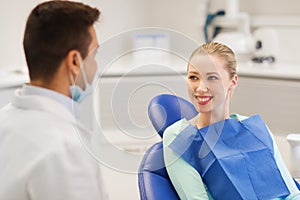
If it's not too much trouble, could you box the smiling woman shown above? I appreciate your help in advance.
[187,42,238,126]
[162,42,300,200]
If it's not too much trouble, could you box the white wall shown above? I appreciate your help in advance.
[1,0,300,71]
[240,0,300,15]
[209,0,300,15]
[0,0,44,70]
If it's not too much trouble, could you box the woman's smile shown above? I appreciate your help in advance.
[195,95,213,105]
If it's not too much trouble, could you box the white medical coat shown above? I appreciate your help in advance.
[0,88,108,200]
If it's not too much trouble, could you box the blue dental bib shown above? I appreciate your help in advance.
[169,115,289,200]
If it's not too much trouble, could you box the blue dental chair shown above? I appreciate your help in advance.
[138,94,300,200]
[138,94,198,200]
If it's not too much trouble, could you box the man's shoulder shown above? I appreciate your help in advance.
[0,103,79,144]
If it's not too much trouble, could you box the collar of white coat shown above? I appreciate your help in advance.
[12,84,80,125]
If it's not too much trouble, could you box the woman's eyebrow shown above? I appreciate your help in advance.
[188,71,221,76]
[206,72,220,76]
[188,71,200,74]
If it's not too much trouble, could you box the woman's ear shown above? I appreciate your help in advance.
[230,74,238,89]
[228,74,238,98]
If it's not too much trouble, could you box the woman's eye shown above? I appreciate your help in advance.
[189,76,198,81]
[207,76,218,80]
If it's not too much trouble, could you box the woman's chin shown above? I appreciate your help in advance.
[195,105,212,114]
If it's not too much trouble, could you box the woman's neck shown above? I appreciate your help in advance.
[197,108,230,129]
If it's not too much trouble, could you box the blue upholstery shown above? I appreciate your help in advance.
[138,94,300,200]
[138,94,198,200]
[295,179,300,190]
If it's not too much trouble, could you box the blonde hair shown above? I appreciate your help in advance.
[189,42,237,79]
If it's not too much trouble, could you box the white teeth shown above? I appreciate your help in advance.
[198,97,210,102]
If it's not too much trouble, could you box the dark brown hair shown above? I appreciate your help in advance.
[23,0,100,82]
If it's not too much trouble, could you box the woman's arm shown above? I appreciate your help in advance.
[163,119,212,200]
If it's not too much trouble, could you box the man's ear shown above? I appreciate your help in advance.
[66,50,81,78]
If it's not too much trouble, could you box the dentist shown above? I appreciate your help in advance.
[0,1,107,199]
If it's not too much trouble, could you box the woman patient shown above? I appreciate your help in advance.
[163,42,300,199]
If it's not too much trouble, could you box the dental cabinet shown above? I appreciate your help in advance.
[232,73,300,135]
[95,61,300,149]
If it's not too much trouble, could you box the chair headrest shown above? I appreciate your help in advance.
[148,94,198,137]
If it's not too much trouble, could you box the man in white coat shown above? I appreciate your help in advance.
[0,1,108,199]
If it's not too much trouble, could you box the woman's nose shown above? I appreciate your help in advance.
[196,80,208,92]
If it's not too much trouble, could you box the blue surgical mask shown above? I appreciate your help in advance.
[69,83,92,103]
